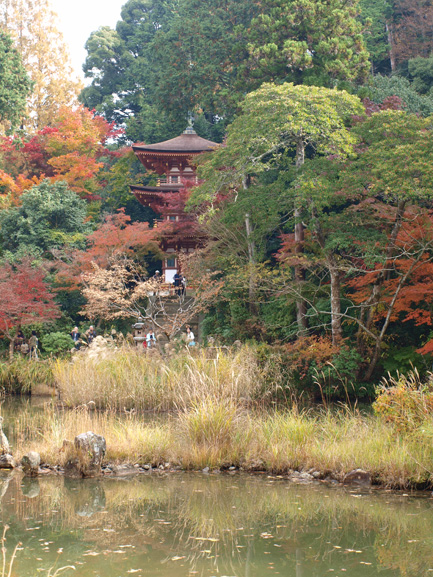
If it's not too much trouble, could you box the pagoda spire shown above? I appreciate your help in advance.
[184,112,195,134]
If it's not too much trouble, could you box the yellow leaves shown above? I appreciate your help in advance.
[2,0,82,132]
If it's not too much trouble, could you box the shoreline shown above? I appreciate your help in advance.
[7,457,433,492]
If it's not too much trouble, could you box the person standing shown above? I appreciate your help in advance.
[146,329,156,349]
[71,327,81,350]
[185,325,195,347]
[15,330,25,352]
[173,271,181,296]
[28,331,39,359]
[86,325,97,344]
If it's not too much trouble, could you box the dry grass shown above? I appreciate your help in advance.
[0,358,54,394]
[5,400,433,488]
[53,346,262,411]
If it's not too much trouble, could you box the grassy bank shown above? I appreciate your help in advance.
[3,347,433,489]
[7,400,433,489]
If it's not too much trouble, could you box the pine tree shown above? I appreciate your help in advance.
[240,0,370,89]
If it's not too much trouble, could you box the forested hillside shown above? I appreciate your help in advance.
[1,0,433,392]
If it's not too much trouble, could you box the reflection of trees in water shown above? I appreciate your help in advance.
[0,473,432,575]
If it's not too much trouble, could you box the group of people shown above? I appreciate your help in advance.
[14,322,195,358]
[14,330,39,358]
[152,270,187,297]
[141,325,195,349]
[71,325,97,350]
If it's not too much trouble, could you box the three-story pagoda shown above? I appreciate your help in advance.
[130,126,218,283]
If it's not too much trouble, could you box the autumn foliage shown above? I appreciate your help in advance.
[0,106,118,202]
[0,259,60,355]
[56,209,165,291]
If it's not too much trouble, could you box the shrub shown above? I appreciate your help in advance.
[256,337,364,402]
[373,370,433,430]
[41,332,75,355]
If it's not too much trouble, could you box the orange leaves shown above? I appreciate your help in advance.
[0,169,19,197]
[416,340,433,355]
[57,209,163,291]
[45,105,112,158]
[0,105,117,201]
[49,153,104,199]
[346,209,433,333]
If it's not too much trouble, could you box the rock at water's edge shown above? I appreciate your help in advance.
[22,451,41,477]
[74,432,106,466]
[0,454,15,469]
[343,469,371,485]
[64,431,106,478]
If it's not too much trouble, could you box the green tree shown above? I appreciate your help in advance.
[0,180,92,258]
[240,0,370,90]
[347,110,433,378]
[368,74,433,116]
[80,0,180,143]
[408,55,433,95]
[0,31,31,132]
[191,83,363,335]
[359,0,394,73]
[149,0,256,126]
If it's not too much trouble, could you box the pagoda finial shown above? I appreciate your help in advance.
[184,112,196,135]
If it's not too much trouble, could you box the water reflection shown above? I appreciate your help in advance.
[0,471,431,576]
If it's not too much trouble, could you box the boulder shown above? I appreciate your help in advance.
[75,431,106,465]
[0,416,10,455]
[110,464,138,477]
[21,451,41,477]
[0,454,15,469]
[290,471,314,483]
[343,469,371,486]
[64,431,106,478]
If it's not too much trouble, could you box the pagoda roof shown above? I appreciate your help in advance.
[133,128,218,155]
[130,185,181,194]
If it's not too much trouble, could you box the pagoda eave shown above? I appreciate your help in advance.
[133,149,206,174]
[133,147,211,155]
[130,184,182,206]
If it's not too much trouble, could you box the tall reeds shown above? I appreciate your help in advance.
[6,346,433,488]
[53,346,262,411]
[0,358,54,394]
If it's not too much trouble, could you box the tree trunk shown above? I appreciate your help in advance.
[312,211,342,344]
[386,21,396,72]
[243,174,258,316]
[329,258,343,345]
[245,211,258,315]
[9,337,15,361]
[295,137,308,335]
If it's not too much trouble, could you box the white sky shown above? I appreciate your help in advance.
[50,0,126,79]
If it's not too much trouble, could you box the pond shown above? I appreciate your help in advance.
[1,470,432,577]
